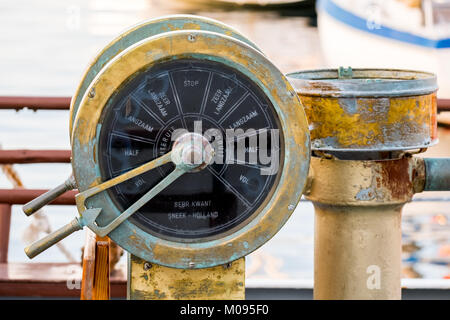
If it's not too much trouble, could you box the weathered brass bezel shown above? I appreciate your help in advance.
[71,29,310,269]
[69,14,261,137]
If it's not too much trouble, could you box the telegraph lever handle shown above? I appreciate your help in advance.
[22,175,77,216]
[23,132,214,259]
[24,216,84,259]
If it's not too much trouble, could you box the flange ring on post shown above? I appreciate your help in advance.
[287,68,438,152]
[71,27,310,269]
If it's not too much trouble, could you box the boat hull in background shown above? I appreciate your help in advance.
[317,0,450,98]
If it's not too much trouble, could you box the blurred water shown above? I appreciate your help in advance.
[0,0,448,281]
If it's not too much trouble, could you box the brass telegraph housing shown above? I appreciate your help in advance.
[22,15,310,277]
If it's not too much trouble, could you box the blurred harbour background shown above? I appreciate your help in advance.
[0,0,449,282]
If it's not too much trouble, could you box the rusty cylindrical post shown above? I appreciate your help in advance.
[287,68,444,300]
[305,156,450,299]
[304,157,427,299]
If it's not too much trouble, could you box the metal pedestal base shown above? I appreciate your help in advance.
[127,254,245,300]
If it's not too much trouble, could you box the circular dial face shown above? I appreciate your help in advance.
[98,58,282,241]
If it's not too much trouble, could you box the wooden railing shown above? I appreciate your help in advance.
[0,95,449,112]
[0,96,126,297]
[0,150,74,263]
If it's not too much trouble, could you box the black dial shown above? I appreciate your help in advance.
[98,59,282,241]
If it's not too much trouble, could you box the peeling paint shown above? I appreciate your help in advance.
[128,255,245,299]
[287,69,438,151]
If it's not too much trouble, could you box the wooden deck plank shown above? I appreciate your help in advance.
[0,262,126,297]
[92,240,110,299]
[80,230,96,300]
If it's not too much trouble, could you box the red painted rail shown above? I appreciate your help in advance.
[0,96,449,112]
[0,150,71,164]
[0,96,71,110]
[0,189,77,205]
[439,98,450,111]
[0,144,77,295]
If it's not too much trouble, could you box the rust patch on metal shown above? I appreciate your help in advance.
[379,158,413,200]
[296,92,437,151]
[411,157,426,193]
[303,81,341,94]
[307,156,417,205]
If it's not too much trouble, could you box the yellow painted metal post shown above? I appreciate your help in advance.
[287,68,439,300]
[305,156,424,300]
[127,255,245,300]
[313,203,402,299]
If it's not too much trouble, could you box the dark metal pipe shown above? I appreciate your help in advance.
[424,158,450,191]
[0,150,71,164]
[0,189,77,205]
